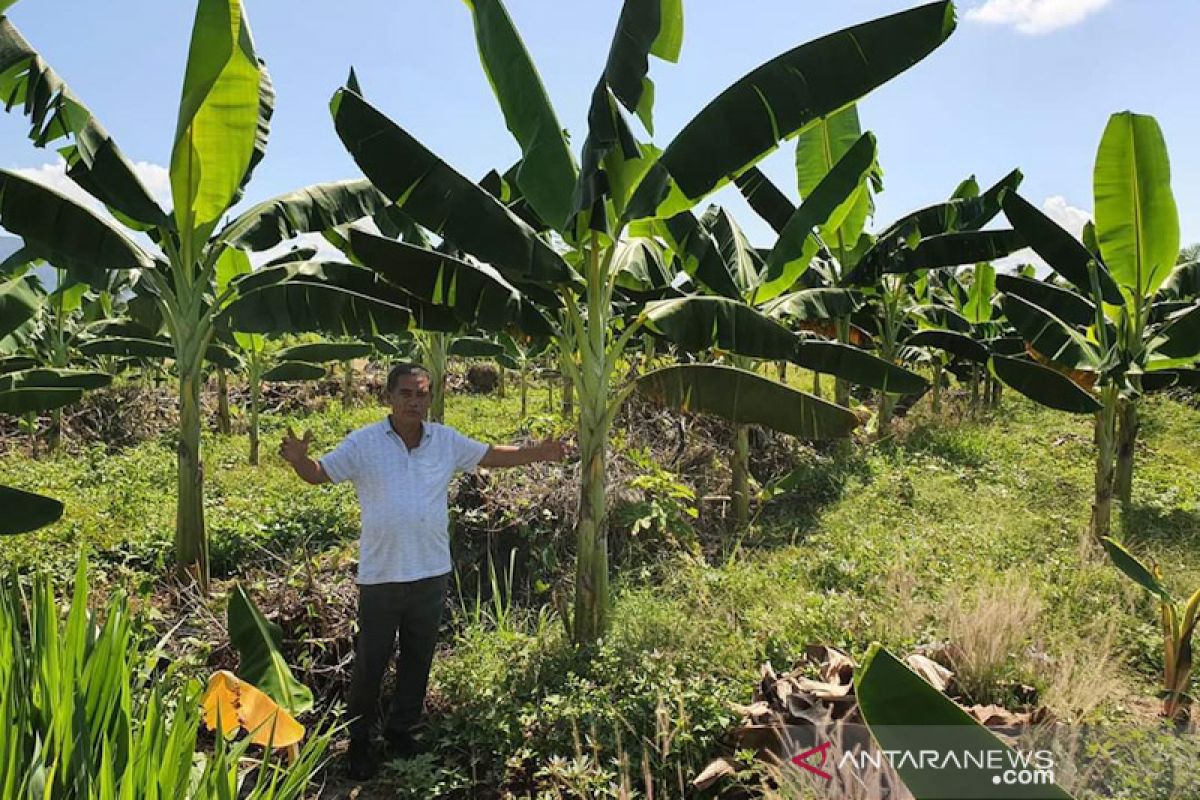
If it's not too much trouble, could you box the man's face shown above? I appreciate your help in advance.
[387,373,432,423]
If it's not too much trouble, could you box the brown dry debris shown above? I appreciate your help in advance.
[693,644,1055,792]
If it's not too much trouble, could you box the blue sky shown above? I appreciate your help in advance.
[2,0,1197,255]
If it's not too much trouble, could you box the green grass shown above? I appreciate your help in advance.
[4,378,1200,796]
[0,381,543,578]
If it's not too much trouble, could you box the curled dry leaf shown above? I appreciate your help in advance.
[904,653,954,693]
[201,669,306,749]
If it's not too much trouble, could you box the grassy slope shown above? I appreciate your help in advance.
[2,383,1199,796]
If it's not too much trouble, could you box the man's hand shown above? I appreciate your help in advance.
[280,427,313,466]
[478,437,568,468]
[280,428,329,484]
[533,438,567,463]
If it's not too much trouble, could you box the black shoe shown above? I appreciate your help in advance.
[383,729,422,760]
[346,738,377,781]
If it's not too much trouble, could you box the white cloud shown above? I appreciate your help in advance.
[996,195,1092,275]
[11,158,172,217]
[252,231,346,267]
[1042,195,1091,239]
[965,0,1112,35]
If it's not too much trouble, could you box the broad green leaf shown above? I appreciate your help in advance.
[0,386,83,414]
[0,368,111,393]
[871,169,1023,250]
[575,0,683,222]
[759,133,878,302]
[792,340,928,394]
[0,274,40,339]
[274,342,372,364]
[989,355,1101,414]
[634,363,858,440]
[611,238,672,292]
[1002,192,1123,304]
[0,485,63,535]
[1151,302,1200,361]
[645,296,797,361]
[170,0,264,252]
[50,280,87,316]
[794,105,878,253]
[962,262,995,324]
[663,212,742,299]
[733,167,794,235]
[911,303,971,333]
[1002,294,1102,371]
[331,87,572,286]
[204,342,241,370]
[0,170,154,273]
[1094,112,1180,301]
[626,2,956,220]
[856,644,1075,800]
[262,361,326,383]
[904,329,989,363]
[761,288,861,322]
[350,227,520,328]
[996,273,1096,328]
[0,355,35,374]
[223,261,429,337]
[0,17,168,228]
[462,0,576,232]
[230,50,274,210]
[214,246,252,308]
[951,174,981,200]
[1101,537,1171,600]
[218,179,392,252]
[78,336,173,359]
[228,584,314,714]
[701,206,763,299]
[449,336,505,357]
[845,230,1025,285]
[349,229,547,335]
[1155,260,1200,302]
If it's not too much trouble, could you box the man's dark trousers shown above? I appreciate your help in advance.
[347,572,449,742]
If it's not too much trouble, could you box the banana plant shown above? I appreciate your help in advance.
[903,263,1013,415]
[738,154,1025,435]
[0,1,406,589]
[329,0,958,641]
[840,172,1026,434]
[0,274,112,532]
[651,203,927,527]
[994,112,1193,540]
[1101,537,1199,721]
[0,252,133,449]
[497,332,552,419]
[229,335,370,464]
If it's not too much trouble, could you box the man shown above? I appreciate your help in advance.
[280,362,565,780]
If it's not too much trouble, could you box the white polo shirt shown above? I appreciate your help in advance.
[320,419,490,584]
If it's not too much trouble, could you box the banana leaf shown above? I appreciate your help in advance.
[989,355,1101,414]
[626,2,956,220]
[0,485,64,535]
[331,87,573,287]
[227,584,314,715]
[262,361,326,383]
[218,179,393,252]
[634,363,858,439]
[1002,192,1123,305]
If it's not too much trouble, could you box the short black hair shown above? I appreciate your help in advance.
[386,362,431,393]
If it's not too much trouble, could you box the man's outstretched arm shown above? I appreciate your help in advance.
[280,427,331,485]
[478,439,566,468]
